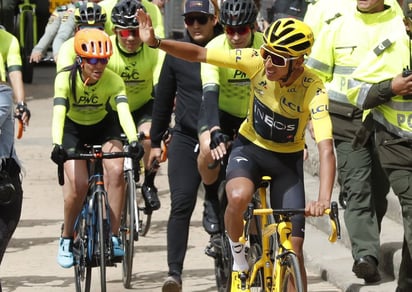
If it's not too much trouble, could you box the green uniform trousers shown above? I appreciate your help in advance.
[387,169,412,291]
[335,139,390,262]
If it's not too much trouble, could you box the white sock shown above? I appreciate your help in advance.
[228,236,249,272]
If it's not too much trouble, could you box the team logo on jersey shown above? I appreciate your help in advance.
[77,94,99,105]
[258,80,267,89]
[280,96,303,113]
[232,69,247,79]
[253,96,298,143]
[233,156,248,163]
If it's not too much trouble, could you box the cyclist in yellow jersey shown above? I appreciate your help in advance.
[198,0,264,235]
[137,10,336,291]
[55,2,107,69]
[51,28,141,269]
[109,0,163,211]
[0,28,31,126]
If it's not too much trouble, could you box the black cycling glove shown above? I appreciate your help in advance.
[209,129,229,150]
[51,144,67,165]
[15,101,31,120]
[128,141,144,160]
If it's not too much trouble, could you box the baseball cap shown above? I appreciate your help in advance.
[182,0,215,16]
[403,0,412,19]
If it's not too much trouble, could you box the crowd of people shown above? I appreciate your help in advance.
[0,0,411,292]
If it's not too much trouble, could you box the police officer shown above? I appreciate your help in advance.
[306,0,400,283]
[346,1,412,290]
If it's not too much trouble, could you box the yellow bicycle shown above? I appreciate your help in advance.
[234,176,341,292]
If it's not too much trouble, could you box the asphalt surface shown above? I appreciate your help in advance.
[0,64,372,292]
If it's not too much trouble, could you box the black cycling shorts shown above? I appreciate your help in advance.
[62,112,122,153]
[226,135,306,238]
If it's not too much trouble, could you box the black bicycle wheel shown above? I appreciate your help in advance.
[214,181,232,291]
[74,213,92,292]
[280,253,304,292]
[248,242,264,292]
[214,233,232,292]
[137,185,151,236]
[97,192,107,292]
[16,11,34,83]
[122,170,136,288]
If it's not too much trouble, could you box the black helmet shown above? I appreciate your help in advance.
[74,2,107,26]
[219,0,258,26]
[111,0,145,28]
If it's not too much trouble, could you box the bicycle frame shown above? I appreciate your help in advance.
[241,176,341,292]
[58,145,134,292]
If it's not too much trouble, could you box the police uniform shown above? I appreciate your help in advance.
[306,1,404,281]
[346,2,412,289]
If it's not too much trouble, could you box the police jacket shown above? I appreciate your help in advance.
[306,3,404,142]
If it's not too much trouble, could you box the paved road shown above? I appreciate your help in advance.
[0,65,341,291]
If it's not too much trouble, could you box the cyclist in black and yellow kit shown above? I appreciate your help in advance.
[108,0,163,211]
[51,28,140,269]
[198,0,263,235]
[137,10,336,291]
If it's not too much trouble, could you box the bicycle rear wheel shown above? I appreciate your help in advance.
[280,253,304,292]
[121,170,136,288]
[97,192,107,292]
[16,11,34,83]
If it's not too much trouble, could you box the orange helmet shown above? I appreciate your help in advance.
[74,28,112,59]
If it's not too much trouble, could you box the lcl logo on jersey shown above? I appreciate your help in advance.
[280,96,303,113]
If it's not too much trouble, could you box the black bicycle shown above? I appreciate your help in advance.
[57,145,139,292]
[120,132,167,289]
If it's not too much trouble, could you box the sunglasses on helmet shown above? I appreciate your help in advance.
[260,45,298,67]
[116,28,139,38]
[225,25,251,36]
[184,14,211,26]
[84,58,109,65]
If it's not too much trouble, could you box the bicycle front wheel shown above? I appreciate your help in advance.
[97,192,107,292]
[248,242,264,292]
[122,170,136,288]
[16,11,34,83]
[279,253,304,292]
[74,212,91,292]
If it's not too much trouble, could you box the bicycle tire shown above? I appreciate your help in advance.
[248,242,265,292]
[137,185,152,236]
[74,211,92,292]
[214,181,232,291]
[97,192,107,292]
[16,11,34,83]
[122,170,136,288]
[279,253,304,292]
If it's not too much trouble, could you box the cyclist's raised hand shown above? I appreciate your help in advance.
[209,129,229,161]
[51,144,68,165]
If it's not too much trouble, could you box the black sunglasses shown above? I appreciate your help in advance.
[184,14,211,26]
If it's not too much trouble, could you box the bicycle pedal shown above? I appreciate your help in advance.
[204,244,217,258]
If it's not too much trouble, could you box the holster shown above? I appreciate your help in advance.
[351,113,375,150]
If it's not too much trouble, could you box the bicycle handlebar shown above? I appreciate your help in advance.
[240,201,341,244]
[57,146,136,186]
